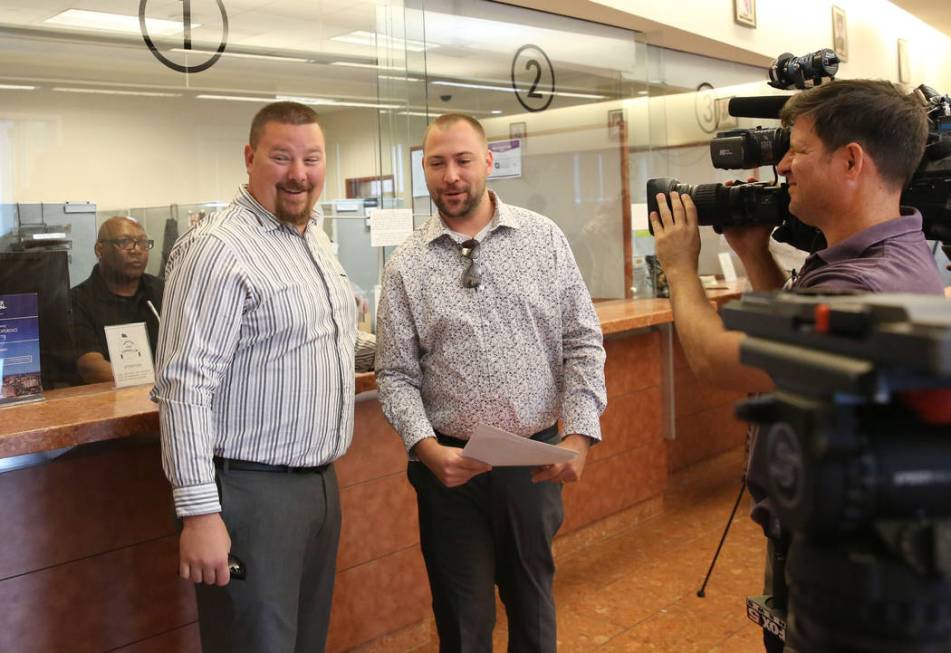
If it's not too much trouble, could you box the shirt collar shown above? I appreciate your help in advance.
[804,207,924,267]
[422,190,523,244]
[234,184,323,234]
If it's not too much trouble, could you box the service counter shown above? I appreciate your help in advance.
[0,285,748,653]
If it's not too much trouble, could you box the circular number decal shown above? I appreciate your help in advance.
[511,44,555,113]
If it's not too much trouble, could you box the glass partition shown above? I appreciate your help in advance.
[0,0,390,393]
[5,0,793,399]
[632,46,784,278]
[377,0,647,300]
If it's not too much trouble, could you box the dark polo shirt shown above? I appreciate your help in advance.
[69,264,164,362]
[748,208,944,534]
[793,208,944,293]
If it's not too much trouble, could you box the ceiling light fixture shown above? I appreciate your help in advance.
[171,48,310,64]
[330,31,435,53]
[0,84,36,90]
[330,61,406,72]
[379,75,423,83]
[53,87,181,97]
[44,9,193,36]
[431,80,606,100]
[196,94,271,102]
[277,94,403,110]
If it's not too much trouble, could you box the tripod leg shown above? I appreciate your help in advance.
[697,477,747,597]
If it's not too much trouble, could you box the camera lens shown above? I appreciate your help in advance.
[647,177,788,233]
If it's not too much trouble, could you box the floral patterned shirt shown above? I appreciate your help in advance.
[376,192,606,454]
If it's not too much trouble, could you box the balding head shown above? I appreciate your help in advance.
[98,216,144,241]
[95,216,150,284]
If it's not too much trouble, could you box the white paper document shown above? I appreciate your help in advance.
[104,322,155,388]
[369,208,414,248]
[461,424,577,467]
[630,203,650,232]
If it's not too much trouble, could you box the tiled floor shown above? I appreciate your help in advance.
[366,446,771,652]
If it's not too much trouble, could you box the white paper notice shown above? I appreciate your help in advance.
[461,424,577,467]
[369,208,414,248]
[718,252,738,283]
[630,203,650,232]
[411,148,428,197]
[104,322,155,388]
[488,139,522,179]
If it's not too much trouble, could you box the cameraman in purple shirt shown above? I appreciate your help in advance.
[650,79,943,653]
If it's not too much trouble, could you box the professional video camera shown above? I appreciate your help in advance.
[647,49,951,256]
[723,292,951,652]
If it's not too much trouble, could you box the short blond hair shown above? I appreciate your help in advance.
[422,113,487,151]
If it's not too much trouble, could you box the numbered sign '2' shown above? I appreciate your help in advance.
[511,44,555,113]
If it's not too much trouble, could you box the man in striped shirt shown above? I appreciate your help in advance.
[152,102,357,653]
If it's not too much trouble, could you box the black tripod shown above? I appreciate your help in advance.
[696,475,746,598]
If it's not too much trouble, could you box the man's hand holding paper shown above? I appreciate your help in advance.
[460,424,588,484]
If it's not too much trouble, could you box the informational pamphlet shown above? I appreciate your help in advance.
[0,293,44,406]
[488,139,522,180]
[369,208,414,248]
[104,322,155,388]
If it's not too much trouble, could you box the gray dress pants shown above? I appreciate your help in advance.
[408,427,564,653]
[194,463,341,653]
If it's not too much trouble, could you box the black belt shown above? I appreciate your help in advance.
[434,424,558,449]
[213,457,330,474]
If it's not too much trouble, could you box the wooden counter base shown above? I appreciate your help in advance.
[0,290,747,652]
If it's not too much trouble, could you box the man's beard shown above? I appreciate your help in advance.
[275,182,315,224]
[432,181,485,221]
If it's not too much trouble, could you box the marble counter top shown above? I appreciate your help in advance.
[0,283,745,459]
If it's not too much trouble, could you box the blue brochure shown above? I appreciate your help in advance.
[0,293,43,405]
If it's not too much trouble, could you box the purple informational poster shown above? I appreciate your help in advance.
[0,293,43,405]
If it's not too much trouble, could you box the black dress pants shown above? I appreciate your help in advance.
[408,428,564,653]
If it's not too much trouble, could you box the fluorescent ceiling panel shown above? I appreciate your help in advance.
[330,30,435,52]
[53,87,181,97]
[430,80,606,100]
[44,9,193,37]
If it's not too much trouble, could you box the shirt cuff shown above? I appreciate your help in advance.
[564,407,603,443]
[173,482,221,517]
[402,425,437,456]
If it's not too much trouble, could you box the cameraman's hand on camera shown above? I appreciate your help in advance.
[650,191,700,280]
[720,178,772,259]
[721,178,785,290]
[722,224,773,258]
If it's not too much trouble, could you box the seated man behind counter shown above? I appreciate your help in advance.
[650,79,944,653]
[70,216,163,384]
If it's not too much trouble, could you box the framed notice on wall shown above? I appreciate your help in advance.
[832,5,848,63]
[488,139,522,180]
[734,0,756,28]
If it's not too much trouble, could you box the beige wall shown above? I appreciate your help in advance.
[321,108,382,201]
[0,91,381,212]
[504,0,951,90]
[0,91,249,210]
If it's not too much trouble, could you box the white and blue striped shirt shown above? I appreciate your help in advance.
[152,186,357,517]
